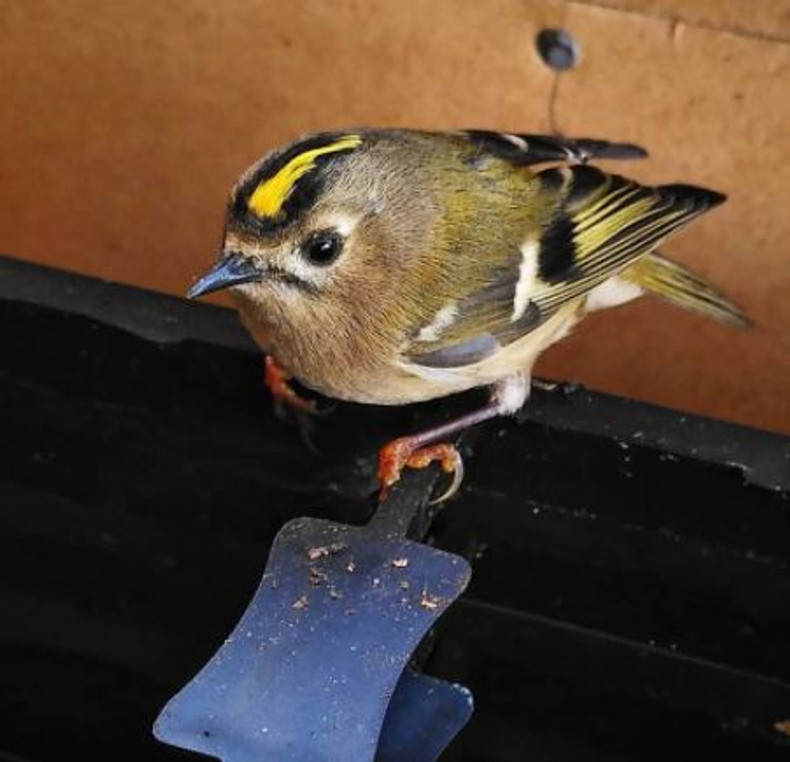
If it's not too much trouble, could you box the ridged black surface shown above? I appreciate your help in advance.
[1,254,789,761]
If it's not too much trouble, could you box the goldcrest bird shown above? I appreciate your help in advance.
[188,129,747,499]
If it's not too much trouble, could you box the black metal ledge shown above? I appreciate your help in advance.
[1,254,789,761]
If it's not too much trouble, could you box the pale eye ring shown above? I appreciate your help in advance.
[301,230,344,266]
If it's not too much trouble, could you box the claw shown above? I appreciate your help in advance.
[378,439,464,503]
[429,451,464,504]
[264,355,316,413]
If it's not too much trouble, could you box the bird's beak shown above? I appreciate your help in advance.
[187,253,265,299]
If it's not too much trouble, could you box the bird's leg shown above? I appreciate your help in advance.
[378,399,505,503]
[264,355,316,413]
[378,374,531,502]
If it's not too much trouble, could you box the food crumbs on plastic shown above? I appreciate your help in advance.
[307,542,347,561]
[292,595,309,610]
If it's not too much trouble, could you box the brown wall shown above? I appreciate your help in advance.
[3,0,789,432]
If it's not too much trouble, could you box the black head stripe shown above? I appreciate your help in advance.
[230,132,363,233]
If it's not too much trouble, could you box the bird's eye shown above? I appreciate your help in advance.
[302,230,344,266]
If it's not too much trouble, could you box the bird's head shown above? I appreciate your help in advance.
[187,131,435,329]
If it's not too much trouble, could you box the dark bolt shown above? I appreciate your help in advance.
[536,28,581,71]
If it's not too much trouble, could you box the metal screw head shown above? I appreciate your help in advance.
[536,28,581,71]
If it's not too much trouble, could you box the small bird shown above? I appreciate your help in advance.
[188,129,747,499]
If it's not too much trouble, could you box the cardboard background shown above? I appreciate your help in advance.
[2,0,788,431]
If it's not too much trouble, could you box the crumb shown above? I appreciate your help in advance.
[399,580,410,590]
[344,608,357,617]
[346,560,356,573]
[307,542,347,561]
[329,586,342,600]
[420,593,442,611]
[308,569,328,587]
[391,558,409,568]
[292,595,309,610]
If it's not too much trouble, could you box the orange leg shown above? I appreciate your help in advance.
[379,438,464,497]
[264,356,316,413]
[377,398,506,503]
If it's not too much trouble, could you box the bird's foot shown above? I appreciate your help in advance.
[264,355,316,413]
[378,438,464,504]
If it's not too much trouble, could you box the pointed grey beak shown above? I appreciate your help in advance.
[187,253,265,299]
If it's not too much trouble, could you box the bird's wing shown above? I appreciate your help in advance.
[459,129,648,166]
[405,165,725,370]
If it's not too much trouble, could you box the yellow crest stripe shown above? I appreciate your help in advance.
[247,135,363,218]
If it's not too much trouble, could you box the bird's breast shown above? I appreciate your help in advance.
[234,295,418,404]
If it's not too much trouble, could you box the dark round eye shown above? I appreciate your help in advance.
[302,230,344,266]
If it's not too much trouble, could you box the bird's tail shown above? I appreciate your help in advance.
[624,251,750,327]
